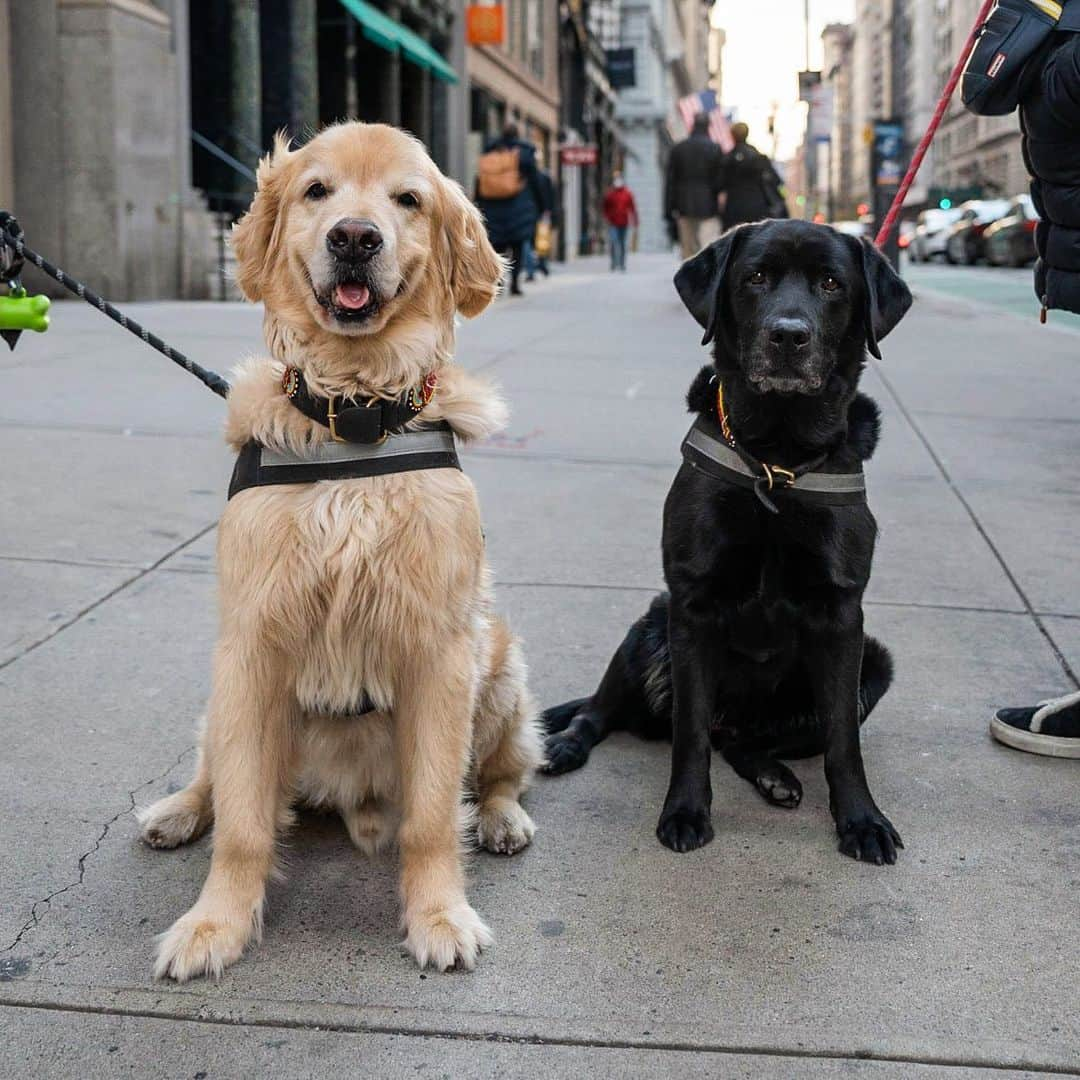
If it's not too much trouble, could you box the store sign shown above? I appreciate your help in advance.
[606,47,636,89]
[466,4,505,46]
[560,144,598,166]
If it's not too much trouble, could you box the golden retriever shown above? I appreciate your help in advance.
[137,122,542,980]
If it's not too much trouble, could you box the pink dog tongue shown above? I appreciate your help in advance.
[335,283,370,310]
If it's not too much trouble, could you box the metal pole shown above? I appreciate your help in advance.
[804,0,811,72]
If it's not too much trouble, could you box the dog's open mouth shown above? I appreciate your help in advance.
[312,276,381,323]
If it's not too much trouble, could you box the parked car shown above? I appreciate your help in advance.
[984,195,1038,267]
[831,220,868,238]
[910,207,963,262]
[898,220,916,251]
[944,199,1012,265]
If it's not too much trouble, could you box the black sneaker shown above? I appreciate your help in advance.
[991,690,1080,758]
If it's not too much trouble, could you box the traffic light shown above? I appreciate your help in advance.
[939,197,952,209]
[856,202,870,216]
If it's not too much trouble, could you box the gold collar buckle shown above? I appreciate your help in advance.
[762,463,796,491]
[326,394,346,443]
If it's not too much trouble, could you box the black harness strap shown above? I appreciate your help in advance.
[228,422,460,499]
[681,414,867,510]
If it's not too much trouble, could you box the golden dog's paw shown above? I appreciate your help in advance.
[476,798,535,856]
[138,794,207,850]
[153,907,255,982]
[403,903,493,972]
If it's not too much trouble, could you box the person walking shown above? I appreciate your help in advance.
[527,154,556,281]
[665,113,725,259]
[602,171,638,272]
[475,122,544,296]
[983,6,1080,757]
[718,122,788,227]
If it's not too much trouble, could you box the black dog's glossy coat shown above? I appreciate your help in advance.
[543,220,912,864]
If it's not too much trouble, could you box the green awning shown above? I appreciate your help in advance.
[337,0,459,84]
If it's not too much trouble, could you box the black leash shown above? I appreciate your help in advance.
[0,212,230,398]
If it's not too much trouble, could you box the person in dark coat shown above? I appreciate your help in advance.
[476,123,545,296]
[665,113,725,258]
[526,158,556,281]
[991,9,1080,759]
[718,122,787,227]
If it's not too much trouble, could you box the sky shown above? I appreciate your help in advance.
[711,0,855,162]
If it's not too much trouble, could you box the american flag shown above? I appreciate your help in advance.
[677,89,734,152]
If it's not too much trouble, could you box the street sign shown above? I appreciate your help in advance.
[606,47,636,89]
[873,120,904,187]
[466,4,505,46]
[560,144,598,166]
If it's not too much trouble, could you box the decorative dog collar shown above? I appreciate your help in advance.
[682,413,866,513]
[281,366,438,444]
[228,422,460,500]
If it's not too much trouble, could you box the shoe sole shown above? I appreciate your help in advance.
[990,714,1080,758]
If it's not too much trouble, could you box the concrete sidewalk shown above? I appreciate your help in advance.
[1,254,1078,1078]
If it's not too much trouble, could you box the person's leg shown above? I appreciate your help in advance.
[608,225,618,271]
[509,242,523,295]
[523,239,536,282]
[991,690,1080,758]
[700,217,722,247]
[677,216,698,260]
[617,226,629,270]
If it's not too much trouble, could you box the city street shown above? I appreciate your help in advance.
[1,253,1079,1077]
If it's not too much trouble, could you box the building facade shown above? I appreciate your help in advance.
[465,0,561,189]
[4,0,213,300]
[932,0,1026,199]
[821,23,855,218]
[615,0,711,252]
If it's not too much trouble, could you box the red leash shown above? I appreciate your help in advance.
[874,0,996,249]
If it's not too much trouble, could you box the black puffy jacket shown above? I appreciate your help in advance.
[1021,24,1080,313]
[665,133,725,219]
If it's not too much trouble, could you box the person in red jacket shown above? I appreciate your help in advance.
[602,172,638,272]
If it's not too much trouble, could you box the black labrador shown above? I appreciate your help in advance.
[543,219,912,864]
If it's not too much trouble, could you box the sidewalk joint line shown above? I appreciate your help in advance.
[0,521,219,675]
[872,360,1079,689]
[0,998,1076,1076]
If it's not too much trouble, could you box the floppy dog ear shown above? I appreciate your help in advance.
[439,178,506,318]
[231,132,292,302]
[673,227,743,346]
[852,236,912,359]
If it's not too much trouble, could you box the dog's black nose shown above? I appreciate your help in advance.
[767,318,812,350]
[326,219,383,261]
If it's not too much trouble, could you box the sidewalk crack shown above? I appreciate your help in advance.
[1,745,195,959]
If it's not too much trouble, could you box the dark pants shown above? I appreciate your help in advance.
[609,225,629,271]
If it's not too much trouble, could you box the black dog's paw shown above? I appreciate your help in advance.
[541,732,589,775]
[756,766,802,808]
[835,809,903,865]
[656,807,714,853]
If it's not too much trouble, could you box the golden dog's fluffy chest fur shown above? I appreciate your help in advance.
[221,356,499,719]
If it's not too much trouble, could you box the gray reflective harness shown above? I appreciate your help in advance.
[681,415,867,508]
[228,422,460,499]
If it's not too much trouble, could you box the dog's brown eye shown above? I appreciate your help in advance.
[305,181,328,201]
[396,192,420,209]
[748,271,767,286]
[822,276,841,292]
